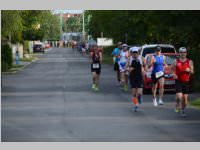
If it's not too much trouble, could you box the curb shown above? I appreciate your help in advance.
[2,58,38,74]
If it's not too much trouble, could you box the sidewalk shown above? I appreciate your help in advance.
[2,55,38,74]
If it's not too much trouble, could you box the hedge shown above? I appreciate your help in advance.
[1,44,13,71]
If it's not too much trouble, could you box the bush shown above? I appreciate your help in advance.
[102,45,115,56]
[1,61,9,72]
[1,44,13,70]
[23,40,30,54]
[102,45,116,65]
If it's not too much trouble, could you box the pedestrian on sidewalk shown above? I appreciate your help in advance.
[171,47,194,117]
[90,45,103,92]
[111,42,122,86]
[128,47,146,112]
[81,44,86,56]
[148,46,166,106]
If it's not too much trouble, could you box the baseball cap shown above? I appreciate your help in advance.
[122,44,128,47]
[117,42,122,45]
[130,47,139,53]
[155,46,161,51]
[179,47,187,53]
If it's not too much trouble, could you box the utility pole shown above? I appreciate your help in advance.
[60,13,63,40]
[82,11,85,42]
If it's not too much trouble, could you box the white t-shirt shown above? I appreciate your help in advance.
[119,51,129,63]
[82,47,86,52]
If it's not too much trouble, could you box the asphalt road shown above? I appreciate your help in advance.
[1,47,200,142]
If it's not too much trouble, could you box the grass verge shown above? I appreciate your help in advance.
[190,98,200,109]
[103,55,113,65]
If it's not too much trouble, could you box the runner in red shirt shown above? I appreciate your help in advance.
[171,47,194,117]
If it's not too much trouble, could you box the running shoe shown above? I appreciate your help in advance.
[134,106,138,112]
[138,95,142,104]
[94,86,99,92]
[123,85,128,92]
[158,99,164,105]
[153,98,158,107]
[181,110,187,118]
[175,105,180,113]
[175,107,180,113]
[92,84,96,90]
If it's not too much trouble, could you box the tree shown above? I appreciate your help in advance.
[1,10,23,43]
[65,16,81,32]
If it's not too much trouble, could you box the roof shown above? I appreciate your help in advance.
[142,44,175,49]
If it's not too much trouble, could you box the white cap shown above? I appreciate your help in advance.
[179,47,187,53]
[122,44,128,47]
[130,47,139,53]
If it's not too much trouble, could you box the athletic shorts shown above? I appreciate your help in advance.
[175,80,190,94]
[130,77,143,89]
[91,63,101,75]
[119,62,126,72]
[114,62,119,71]
[151,73,164,84]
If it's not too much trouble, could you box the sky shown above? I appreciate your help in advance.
[52,10,83,14]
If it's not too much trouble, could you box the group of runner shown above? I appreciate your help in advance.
[89,42,194,117]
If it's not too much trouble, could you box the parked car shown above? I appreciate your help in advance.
[33,44,45,53]
[143,53,179,93]
[139,44,176,58]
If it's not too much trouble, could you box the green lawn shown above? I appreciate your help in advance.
[20,57,33,62]
[103,55,113,65]
[190,98,200,109]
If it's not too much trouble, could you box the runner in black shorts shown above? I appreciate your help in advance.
[171,47,194,117]
[175,80,190,94]
[128,47,145,112]
[90,45,102,92]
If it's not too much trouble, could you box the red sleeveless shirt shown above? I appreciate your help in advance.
[175,58,190,82]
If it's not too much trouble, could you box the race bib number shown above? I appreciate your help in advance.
[93,63,100,69]
[155,71,164,79]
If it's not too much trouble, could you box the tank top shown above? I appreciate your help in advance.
[119,51,129,63]
[92,51,101,63]
[130,56,143,79]
[152,54,164,74]
[176,59,190,82]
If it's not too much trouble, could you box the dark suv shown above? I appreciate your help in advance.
[33,44,44,53]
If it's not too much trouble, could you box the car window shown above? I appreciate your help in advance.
[142,46,175,57]
[146,55,151,65]
[165,55,178,65]
[161,47,176,53]
[34,44,42,48]
[142,47,155,57]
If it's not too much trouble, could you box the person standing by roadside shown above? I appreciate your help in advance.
[119,44,130,92]
[171,47,194,117]
[81,44,86,56]
[111,42,122,86]
[149,46,166,106]
[128,47,146,112]
[90,45,103,92]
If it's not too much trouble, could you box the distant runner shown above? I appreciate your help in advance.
[90,45,103,92]
[111,42,122,86]
[149,46,166,106]
[119,44,129,92]
[128,47,146,112]
[171,47,194,117]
